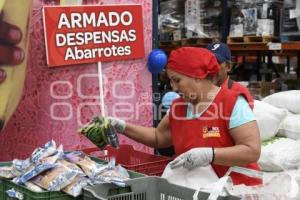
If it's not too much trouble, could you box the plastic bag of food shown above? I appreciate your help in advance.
[24,181,44,192]
[94,165,130,187]
[92,159,129,187]
[64,151,85,163]
[0,165,15,179]
[14,163,56,184]
[6,188,24,199]
[31,140,57,163]
[59,160,85,177]
[12,158,32,172]
[32,163,77,191]
[11,143,62,178]
[62,176,90,197]
[10,158,33,177]
[76,156,108,178]
[78,117,119,149]
[38,146,63,165]
[11,166,35,180]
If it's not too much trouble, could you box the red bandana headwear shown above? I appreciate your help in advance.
[167,47,220,79]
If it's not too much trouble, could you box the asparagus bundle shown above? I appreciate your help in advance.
[78,117,119,149]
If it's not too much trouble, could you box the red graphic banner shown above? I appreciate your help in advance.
[43,5,145,67]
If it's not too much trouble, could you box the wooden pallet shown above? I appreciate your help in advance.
[181,37,219,46]
[159,37,219,47]
[227,36,279,44]
[227,36,244,44]
[244,36,279,43]
[159,40,181,47]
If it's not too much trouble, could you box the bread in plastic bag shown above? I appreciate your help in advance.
[14,163,56,184]
[24,181,44,192]
[62,176,90,197]
[31,140,57,163]
[32,162,77,191]
[76,156,108,178]
[0,165,15,179]
[91,159,130,187]
[59,159,85,177]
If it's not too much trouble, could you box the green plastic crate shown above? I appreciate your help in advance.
[0,157,144,200]
[0,179,77,200]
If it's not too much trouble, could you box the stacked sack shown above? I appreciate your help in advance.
[253,90,300,172]
[0,140,130,197]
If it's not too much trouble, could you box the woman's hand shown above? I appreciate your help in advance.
[169,147,214,170]
[108,117,126,133]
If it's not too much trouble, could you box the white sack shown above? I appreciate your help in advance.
[263,90,300,114]
[278,114,300,140]
[263,168,300,199]
[258,137,300,172]
[195,167,263,200]
[162,163,219,190]
[198,167,298,200]
[253,100,287,141]
[229,173,299,200]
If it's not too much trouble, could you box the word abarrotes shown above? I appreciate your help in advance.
[55,11,137,61]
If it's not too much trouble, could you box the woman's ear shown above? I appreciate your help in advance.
[226,62,233,72]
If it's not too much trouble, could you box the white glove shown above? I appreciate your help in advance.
[108,117,126,133]
[169,147,214,170]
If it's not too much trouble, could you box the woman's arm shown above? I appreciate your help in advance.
[123,114,172,148]
[213,120,261,166]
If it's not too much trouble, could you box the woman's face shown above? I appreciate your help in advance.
[167,69,200,103]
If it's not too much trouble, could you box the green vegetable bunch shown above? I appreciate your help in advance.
[78,117,119,149]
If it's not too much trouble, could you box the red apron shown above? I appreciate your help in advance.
[222,78,254,109]
[169,87,261,186]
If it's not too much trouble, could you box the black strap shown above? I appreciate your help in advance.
[227,78,234,89]
[211,147,215,164]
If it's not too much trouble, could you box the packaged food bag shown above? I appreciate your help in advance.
[78,117,119,149]
[32,162,77,191]
[92,160,130,187]
[76,156,108,178]
[63,176,90,197]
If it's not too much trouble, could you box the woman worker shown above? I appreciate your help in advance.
[108,47,262,186]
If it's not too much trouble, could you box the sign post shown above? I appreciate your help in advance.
[97,61,105,117]
[43,5,145,67]
[43,4,145,116]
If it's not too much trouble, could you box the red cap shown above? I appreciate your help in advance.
[167,47,220,79]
